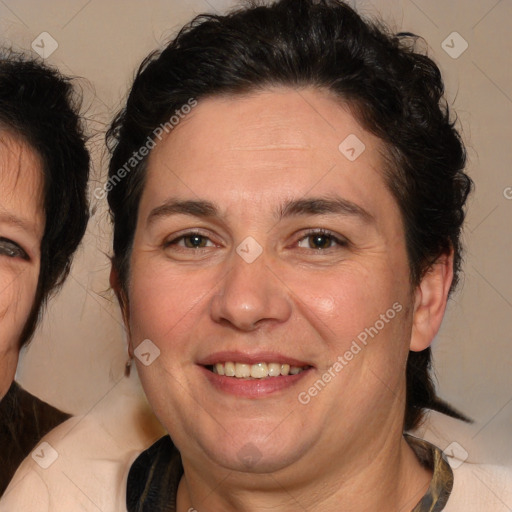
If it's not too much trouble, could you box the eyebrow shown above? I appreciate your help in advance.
[147,196,373,226]
[278,197,373,223]
[147,200,218,226]
[0,211,39,237]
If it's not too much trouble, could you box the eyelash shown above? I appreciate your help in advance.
[297,229,349,250]
[164,230,216,250]
[0,237,29,260]
[164,229,348,251]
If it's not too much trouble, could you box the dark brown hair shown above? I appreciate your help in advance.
[0,50,90,346]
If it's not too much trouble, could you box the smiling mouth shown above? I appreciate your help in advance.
[207,362,310,379]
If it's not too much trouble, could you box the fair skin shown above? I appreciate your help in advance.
[119,88,453,511]
[0,131,44,399]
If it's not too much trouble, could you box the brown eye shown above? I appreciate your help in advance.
[165,232,215,250]
[183,234,209,248]
[297,229,349,251]
[308,234,333,249]
[297,230,347,250]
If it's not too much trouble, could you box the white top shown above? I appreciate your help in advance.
[416,411,512,511]
[0,371,164,512]
[1,391,511,511]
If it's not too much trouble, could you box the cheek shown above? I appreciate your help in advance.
[0,266,39,395]
[127,258,213,349]
[0,269,37,335]
[289,260,414,401]
[295,271,413,419]
[126,259,214,424]
[293,263,408,344]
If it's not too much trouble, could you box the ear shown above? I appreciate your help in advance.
[110,265,132,355]
[410,250,454,352]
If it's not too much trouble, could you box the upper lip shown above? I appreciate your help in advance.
[197,351,312,367]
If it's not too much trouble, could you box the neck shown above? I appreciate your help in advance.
[176,429,431,512]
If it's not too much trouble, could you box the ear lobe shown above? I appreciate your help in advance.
[410,250,454,352]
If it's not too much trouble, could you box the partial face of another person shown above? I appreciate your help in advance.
[0,132,44,398]
[126,88,447,476]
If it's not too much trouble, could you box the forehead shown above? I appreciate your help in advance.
[153,88,378,168]
[0,130,44,236]
[143,88,397,218]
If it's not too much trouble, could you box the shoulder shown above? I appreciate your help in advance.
[12,384,71,448]
[444,461,512,511]
[0,382,69,495]
[0,376,164,512]
[411,411,512,511]
[0,415,131,512]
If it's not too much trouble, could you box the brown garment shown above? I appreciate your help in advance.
[0,381,70,495]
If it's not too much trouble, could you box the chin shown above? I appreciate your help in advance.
[194,425,309,474]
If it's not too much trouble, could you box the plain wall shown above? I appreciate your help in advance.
[1,0,511,462]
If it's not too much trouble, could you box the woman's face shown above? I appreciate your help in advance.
[0,132,44,398]
[127,88,419,475]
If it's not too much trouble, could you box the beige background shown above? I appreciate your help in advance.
[1,0,511,462]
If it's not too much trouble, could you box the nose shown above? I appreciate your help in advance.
[209,251,292,331]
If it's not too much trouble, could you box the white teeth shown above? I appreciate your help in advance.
[251,363,268,379]
[225,361,235,377]
[268,363,281,377]
[210,361,306,378]
[235,363,251,378]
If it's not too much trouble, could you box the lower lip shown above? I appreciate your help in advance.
[199,366,312,398]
